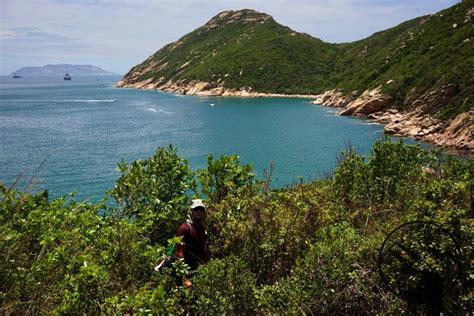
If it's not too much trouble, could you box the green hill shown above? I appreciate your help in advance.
[119,1,473,120]
[120,9,339,94]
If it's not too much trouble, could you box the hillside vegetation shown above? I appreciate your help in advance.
[125,10,339,95]
[330,2,474,120]
[120,1,473,120]
[1,139,472,314]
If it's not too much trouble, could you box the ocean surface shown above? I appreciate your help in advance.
[0,75,418,201]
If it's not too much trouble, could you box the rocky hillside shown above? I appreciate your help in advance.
[118,9,338,95]
[328,0,473,120]
[118,2,473,152]
[11,64,116,76]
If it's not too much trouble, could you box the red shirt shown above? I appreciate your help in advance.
[177,222,209,270]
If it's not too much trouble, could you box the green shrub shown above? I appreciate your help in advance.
[198,154,257,203]
[109,145,195,243]
[192,256,257,314]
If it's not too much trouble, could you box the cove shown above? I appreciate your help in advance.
[0,75,417,201]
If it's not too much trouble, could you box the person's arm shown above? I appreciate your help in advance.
[176,223,189,259]
[176,240,185,260]
[204,243,211,263]
[176,243,193,289]
[176,224,193,289]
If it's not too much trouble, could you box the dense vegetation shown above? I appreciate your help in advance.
[123,0,474,120]
[1,139,472,314]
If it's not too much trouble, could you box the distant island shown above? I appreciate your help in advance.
[10,64,117,76]
[118,2,473,152]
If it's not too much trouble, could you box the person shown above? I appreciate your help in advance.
[176,199,210,288]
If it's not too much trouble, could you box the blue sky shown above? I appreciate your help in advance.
[0,0,458,75]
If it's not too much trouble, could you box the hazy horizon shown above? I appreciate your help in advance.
[6,64,121,76]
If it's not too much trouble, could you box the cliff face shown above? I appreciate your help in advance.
[119,1,474,152]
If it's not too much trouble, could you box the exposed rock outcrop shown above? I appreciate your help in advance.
[425,111,473,150]
[339,87,394,117]
[382,110,473,151]
[311,89,350,107]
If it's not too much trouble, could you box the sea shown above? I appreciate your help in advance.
[0,75,420,201]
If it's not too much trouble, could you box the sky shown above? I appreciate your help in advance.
[0,0,458,75]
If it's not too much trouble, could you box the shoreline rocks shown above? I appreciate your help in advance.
[311,89,350,107]
[116,79,320,99]
[312,87,473,154]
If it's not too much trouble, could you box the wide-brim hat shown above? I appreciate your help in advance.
[190,199,206,210]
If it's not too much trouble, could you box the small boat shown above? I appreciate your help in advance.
[13,73,22,79]
[210,101,215,107]
[64,73,71,80]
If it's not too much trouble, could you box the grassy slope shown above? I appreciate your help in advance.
[124,2,474,119]
[329,1,474,119]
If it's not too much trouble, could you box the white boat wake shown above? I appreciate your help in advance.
[146,108,174,114]
[0,99,116,103]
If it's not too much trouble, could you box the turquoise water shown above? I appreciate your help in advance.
[1,75,402,201]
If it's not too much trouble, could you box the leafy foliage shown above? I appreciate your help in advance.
[198,154,256,203]
[1,139,472,314]
[192,256,257,314]
[108,145,195,243]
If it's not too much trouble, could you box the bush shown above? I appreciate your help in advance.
[192,256,257,314]
[108,145,195,243]
[198,154,257,203]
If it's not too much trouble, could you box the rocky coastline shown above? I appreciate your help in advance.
[311,87,473,154]
[116,78,320,99]
[117,78,472,154]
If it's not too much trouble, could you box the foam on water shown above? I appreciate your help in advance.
[146,108,174,114]
[364,121,382,125]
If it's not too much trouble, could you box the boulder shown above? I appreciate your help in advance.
[423,111,473,151]
[419,117,433,129]
[207,87,225,96]
[134,78,155,89]
[406,127,422,136]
